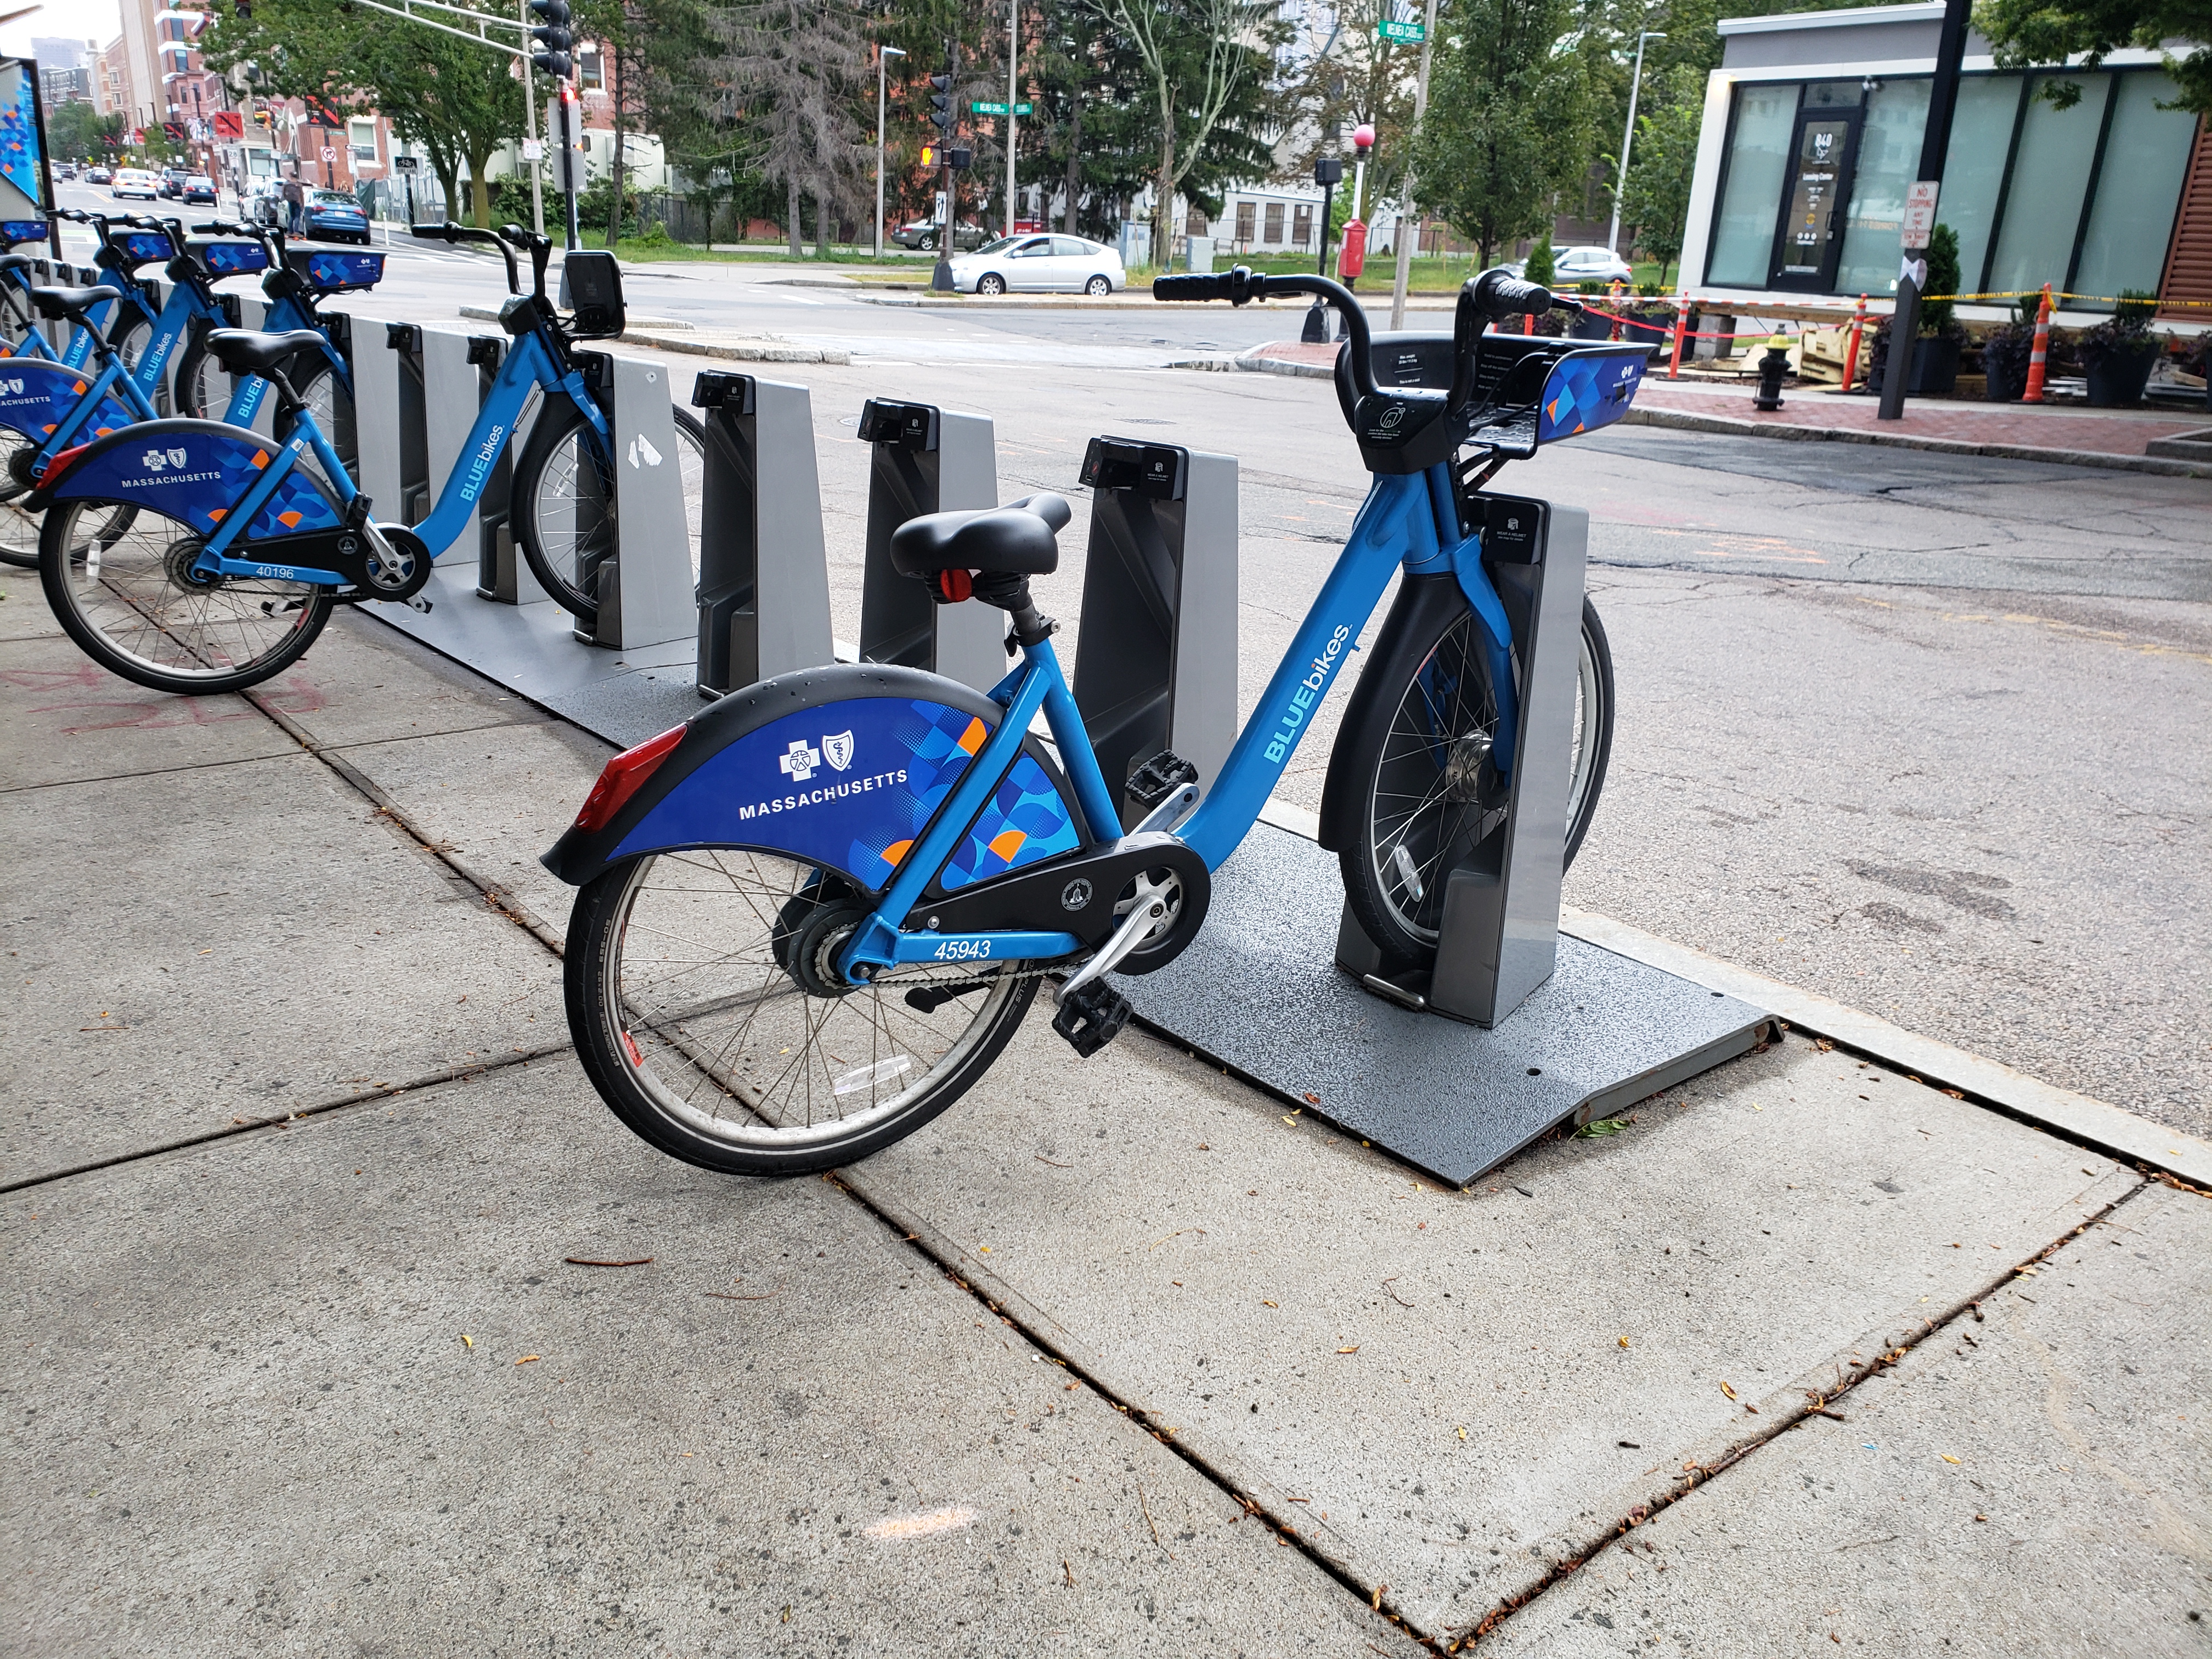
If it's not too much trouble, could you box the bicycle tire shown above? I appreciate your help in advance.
[39,495,334,694]
[512,398,705,625]
[566,850,1040,1176]
[1334,583,1615,970]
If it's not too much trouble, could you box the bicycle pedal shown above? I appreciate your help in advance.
[1125,751,1199,811]
[1052,978,1132,1059]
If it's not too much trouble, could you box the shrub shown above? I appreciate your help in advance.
[1523,228,1555,287]
[1918,223,1960,335]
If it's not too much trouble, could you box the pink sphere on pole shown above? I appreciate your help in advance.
[1353,124,1376,154]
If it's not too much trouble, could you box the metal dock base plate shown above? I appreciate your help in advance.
[1116,823,1771,1187]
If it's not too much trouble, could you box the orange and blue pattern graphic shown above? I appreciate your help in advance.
[0,359,134,446]
[43,424,343,540]
[936,753,1083,890]
[1536,351,1647,442]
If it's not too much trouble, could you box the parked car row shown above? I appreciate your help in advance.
[242,180,373,244]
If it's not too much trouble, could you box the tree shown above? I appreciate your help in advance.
[1974,0,2212,115]
[1279,0,1422,218]
[1085,0,1272,258]
[709,0,866,256]
[47,101,124,163]
[1414,0,1588,266]
[1617,63,1700,283]
[201,0,525,228]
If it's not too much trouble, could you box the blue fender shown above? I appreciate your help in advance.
[542,663,1090,895]
[0,357,134,449]
[24,417,345,544]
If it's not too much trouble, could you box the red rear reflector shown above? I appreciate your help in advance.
[574,725,685,833]
[41,443,90,485]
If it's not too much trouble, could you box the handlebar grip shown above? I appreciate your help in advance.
[1475,272,1555,318]
[409,221,458,241]
[1152,273,1227,303]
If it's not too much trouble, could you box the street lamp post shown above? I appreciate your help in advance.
[876,44,905,260]
[1605,29,1666,257]
[1004,0,1017,239]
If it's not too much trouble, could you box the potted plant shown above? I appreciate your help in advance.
[2080,291,2162,408]
[1979,296,2039,402]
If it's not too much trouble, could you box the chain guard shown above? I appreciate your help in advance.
[912,831,1211,975]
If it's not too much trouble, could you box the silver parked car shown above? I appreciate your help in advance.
[949,234,1126,296]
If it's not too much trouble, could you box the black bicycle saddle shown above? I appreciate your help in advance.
[30,284,122,320]
[205,327,329,376]
[889,492,1071,578]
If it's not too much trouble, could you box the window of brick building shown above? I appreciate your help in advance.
[1265,202,1284,242]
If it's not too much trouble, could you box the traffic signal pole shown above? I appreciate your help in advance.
[930,41,957,292]
[528,0,581,249]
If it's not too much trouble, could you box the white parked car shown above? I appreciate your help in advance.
[1506,244,1635,286]
[110,167,162,201]
[950,234,1125,296]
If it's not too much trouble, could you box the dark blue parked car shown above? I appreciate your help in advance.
[293,188,371,245]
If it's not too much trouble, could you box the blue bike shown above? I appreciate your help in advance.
[540,266,1640,1175]
[0,213,368,568]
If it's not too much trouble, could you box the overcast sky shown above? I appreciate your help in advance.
[3,0,126,61]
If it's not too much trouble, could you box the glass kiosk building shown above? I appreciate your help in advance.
[1678,2,2209,316]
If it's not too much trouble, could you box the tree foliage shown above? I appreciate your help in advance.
[200,0,524,227]
[1617,63,1700,279]
[1414,0,1588,265]
[1974,0,2212,115]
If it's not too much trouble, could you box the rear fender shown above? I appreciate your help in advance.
[0,358,134,448]
[22,416,345,543]
[541,664,1089,893]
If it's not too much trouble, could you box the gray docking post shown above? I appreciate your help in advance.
[571,350,695,652]
[466,336,544,605]
[855,398,1007,695]
[1335,494,1589,1028]
[355,323,427,528]
[1071,435,1238,823]
[690,371,833,697]
[418,324,501,567]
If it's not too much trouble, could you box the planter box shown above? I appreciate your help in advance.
[2083,347,2158,408]
[1871,333,1961,397]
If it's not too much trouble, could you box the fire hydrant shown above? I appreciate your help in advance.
[1753,335,1790,411]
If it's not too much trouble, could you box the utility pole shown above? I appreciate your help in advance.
[929,39,956,291]
[1606,30,1665,256]
[521,0,544,235]
[1879,0,1971,420]
[1387,0,1440,329]
[876,43,905,258]
[1004,0,1017,238]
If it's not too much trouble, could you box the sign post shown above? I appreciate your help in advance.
[1878,0,1972,421]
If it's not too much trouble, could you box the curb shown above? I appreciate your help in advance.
[1248,799,2211,1188]
[454,307,850,365]
[1622,404,2212,479]
[1192,351,2212,478]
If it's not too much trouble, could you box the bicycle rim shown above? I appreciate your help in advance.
[1364,617,1599,946]
[590,850,1028,1161]
[41,497,329,689]
[522,405,703,614]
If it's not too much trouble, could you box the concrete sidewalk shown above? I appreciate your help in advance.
[4,560,2205,1653]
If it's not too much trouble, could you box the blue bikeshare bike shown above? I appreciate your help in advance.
[0,212,364,569]
[24,222,698,695]
[541,265,1641,1175]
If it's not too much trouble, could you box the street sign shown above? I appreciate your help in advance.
[969,100,1031,115]
[1900,180,1939,250]
[1375,19,1425,42]
[521,138,544,161]
[320,145,336,162]
[393,155,420,171]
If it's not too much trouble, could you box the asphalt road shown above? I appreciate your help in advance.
[34,189,2210,1131]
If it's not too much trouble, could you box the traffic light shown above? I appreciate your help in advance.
[928,72,953,133]
[529,0,572,77]
[919,144,935,167]
[234,0,251,16]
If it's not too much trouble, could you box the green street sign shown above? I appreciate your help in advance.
[970,100,1032,115]
[1375,18,1425,41]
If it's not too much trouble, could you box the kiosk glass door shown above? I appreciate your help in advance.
[1769,107,1862,291]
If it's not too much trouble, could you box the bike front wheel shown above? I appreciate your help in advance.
[512,400,705,626]
[566,850,1040,1176]
[1337,592,1615,969]
[39,495,334,693]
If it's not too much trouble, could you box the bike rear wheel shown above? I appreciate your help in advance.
[39,496,334,693]
[512,400,705,625]
[1337,593,1615,969]
[566,850,1039,1176]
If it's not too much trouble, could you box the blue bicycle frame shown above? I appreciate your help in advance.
[399,323,607,558]
[833,463,1517,983]
[179,405,362,587]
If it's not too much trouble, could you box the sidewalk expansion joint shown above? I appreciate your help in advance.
[0,748,303,797]
[817,1159,1448,1655]
[1449,1176,2154,1651]
[243,684,569,961]
[0,1042,574,1195]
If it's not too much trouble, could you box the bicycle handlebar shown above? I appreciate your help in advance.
[412,220,522,294]
[1153,267,1377,399]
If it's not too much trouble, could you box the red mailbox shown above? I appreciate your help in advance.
[1338,218,1368,283]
